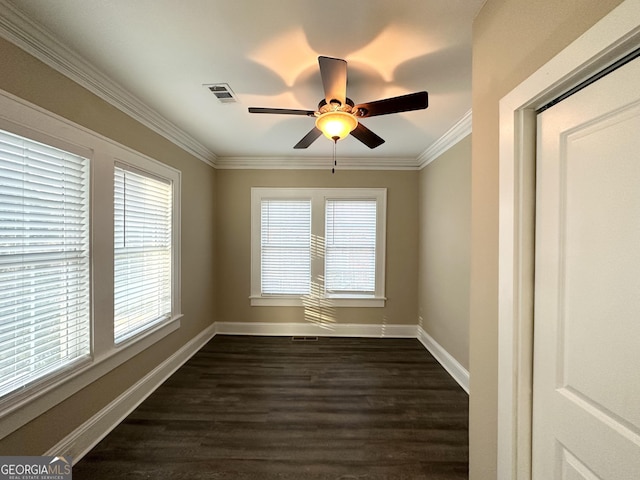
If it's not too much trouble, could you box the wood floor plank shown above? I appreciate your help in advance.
[73,335,469,479]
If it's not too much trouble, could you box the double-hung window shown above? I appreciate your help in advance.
[0,91,181,425]
[260,199,311,296]
[0,128,91,399]
[114,165,174,344]
[325,199,378,297]
[251,188,386,307]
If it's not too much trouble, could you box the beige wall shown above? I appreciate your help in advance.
[0,37,217,453]
[469,1,625,477]
[418,135,471,369]
[216,169,418,327]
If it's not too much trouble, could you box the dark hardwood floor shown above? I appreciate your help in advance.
[73,335,469,480]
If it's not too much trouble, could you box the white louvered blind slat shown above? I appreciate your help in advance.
[325,199,377,295]
[0,129,90,399]
[260,200,311,295]
[114,166,172,343]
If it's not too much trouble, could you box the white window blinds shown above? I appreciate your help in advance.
[261,199,311,295]
[325,199,377,295]
[114,165,172,343]
[0,129,90,399]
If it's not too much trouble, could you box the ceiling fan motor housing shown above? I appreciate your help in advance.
[317,97,356,115]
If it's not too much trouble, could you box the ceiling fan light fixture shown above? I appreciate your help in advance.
[315,111,358,141]
[249,56,428,149]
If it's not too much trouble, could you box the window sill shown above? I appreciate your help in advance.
[0,315,181,439]
[249,296,386,308]
[114,314,182,348]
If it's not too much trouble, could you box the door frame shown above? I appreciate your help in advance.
[496,1,640,479]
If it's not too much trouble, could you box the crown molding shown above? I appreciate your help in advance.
[217,109,473,169]
[0,1,217,168]
[215,155,419,170]
[417,109,472,169]
[0,1,472,172]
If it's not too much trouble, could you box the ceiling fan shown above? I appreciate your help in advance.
[248,56,429,149]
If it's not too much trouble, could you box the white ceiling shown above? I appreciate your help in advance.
[2,0,483,166]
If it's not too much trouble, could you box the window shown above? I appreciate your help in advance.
[251,188,386,307]
[114,165,173,343]
[0,91,181,426]
[260,199,311,296]
[0,128,91,399]
[325,199,377,296]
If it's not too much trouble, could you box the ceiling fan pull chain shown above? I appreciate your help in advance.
[332,136,339,174]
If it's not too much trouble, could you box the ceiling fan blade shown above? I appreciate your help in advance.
[350,123,385,149]
[293,127,322,149]
[248,107,315,116]
[318,56,347,106]
[354,91,428,118]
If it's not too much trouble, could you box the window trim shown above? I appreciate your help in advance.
[0,128,92,406]
[250,187,386,307]
[259,198,312,296]
[0,89,182,437]
[112,159,180,346]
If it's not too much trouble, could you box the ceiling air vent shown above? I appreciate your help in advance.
[204,83,237,103]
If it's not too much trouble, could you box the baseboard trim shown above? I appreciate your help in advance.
[47,322,468,464]
[417,326,470,393]
[214,321,418,338]
[216,322,469,392]
[46,324,216,464]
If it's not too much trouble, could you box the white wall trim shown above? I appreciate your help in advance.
[417,109,472,169]
[44,321,470,463]
[0,0,472,172]
[0,0,217,168]
[0,87,185,439]
[207,108,473,170]
[214,156,419,170]
[216,322,469,393]
[215,321,417,338]
[497,2,640,479]
[45,324,216,464]
[416,326,469,393]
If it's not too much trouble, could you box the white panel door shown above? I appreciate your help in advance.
[533,56,640,480]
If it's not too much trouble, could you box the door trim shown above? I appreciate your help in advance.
[496,2,640,479]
